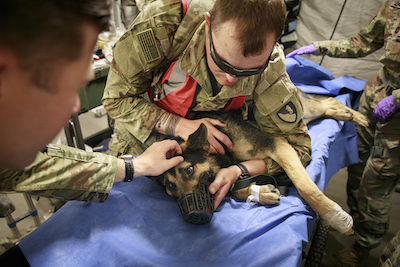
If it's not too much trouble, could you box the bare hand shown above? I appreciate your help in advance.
[177,117,233,154]
[209,166,241,208]
[134,140,184,177]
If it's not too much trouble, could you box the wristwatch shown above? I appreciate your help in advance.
[119,155,134,182]
[235,163,250,180]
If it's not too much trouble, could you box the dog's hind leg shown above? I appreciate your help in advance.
[270,137,354,235]
[299,90,368,127]
[322,97,369,127]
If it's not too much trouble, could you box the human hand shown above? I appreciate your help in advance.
[209,165,241,208]
[285,44,315,58]
[134,140,184,177]
[177,118,233,154]
[372,95,398,123]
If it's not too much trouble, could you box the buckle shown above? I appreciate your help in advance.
[371,146,385,158]
[386,84,396,95]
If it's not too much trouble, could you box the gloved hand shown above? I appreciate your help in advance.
[286,44,316,58]
[372,95,398,123]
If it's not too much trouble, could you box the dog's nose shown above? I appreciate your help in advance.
[200,171,215,183]
[208,175,215,183]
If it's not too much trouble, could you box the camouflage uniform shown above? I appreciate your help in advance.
[0,144,117,202]
[379,230,400,267]
[314,0,400,250]
[136,0,155,11]
[102,0,312,175]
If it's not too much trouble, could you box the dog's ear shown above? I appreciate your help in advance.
[185,123,210,153]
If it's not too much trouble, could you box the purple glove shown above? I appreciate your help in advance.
[286,44,316,58]
[372,95,398,123]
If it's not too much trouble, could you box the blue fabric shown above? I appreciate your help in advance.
[286,56,366,108]
[19,57,363,267]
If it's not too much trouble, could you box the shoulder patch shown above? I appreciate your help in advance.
[277,101,297,123]
[137,29,161,63]
[269,96,303,133]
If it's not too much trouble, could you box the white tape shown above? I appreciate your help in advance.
[246,185,261,205]
[321,204,354,234]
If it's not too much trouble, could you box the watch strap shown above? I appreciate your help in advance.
[235,163,250,180]
[121,156,134,182]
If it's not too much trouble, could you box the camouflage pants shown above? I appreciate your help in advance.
[379,230,400,267]
[347,70,400,249]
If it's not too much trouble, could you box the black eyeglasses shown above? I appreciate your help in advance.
[209,23,270,78]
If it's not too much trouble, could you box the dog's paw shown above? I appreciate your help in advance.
[351,111,369,128]
[247,183,281,206]
[325,106,369,128]
[259,184,281,205]
[321,204,354,235]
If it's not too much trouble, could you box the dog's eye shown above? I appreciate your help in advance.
[185,166,194,174]
[166,180,176,192]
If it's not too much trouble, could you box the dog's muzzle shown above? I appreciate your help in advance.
[177,174,214,225]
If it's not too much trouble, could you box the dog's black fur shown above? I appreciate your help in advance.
[151,109,285,201]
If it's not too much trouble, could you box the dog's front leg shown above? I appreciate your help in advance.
[232,182,281,205]
[271,137,354,235]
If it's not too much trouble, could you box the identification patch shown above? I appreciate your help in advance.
[137,29,161,63]
[277,101,297,123]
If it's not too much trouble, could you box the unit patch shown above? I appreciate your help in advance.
[277,101,297,123]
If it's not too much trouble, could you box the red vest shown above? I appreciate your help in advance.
[146,59,246,117]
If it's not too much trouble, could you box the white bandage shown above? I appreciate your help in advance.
[246,185,261,205]
[321,204,354,235]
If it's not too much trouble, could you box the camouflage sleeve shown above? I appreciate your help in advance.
[102,0,181,143]
[313,1,388,58]
[0,145,117,202]
[136,0,157,11]
[253,44,312,174]
[393,89,400,108]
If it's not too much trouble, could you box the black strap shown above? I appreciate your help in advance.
[235,163,250,180]
[208,66,222,97]
[122,157,134,182]
[230,174,277,191]
[185,83,202,118]
[386,84,396,95]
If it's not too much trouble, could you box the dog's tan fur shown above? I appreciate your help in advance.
[153,93,366,234]
[299,90,368,127]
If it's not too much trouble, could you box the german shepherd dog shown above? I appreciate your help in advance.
[151,92,367,234]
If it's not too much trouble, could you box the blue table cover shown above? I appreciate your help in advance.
[19,57,365,267]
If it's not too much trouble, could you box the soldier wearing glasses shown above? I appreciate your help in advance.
[102,0,312,206]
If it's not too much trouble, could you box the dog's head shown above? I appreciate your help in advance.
[150,123,231,224]
[152,123,228,199]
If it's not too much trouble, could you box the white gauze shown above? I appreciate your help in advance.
[246,185,261,205]
[321,204,354,235]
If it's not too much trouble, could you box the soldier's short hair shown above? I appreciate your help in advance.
[0,0,110,91]
[209,0,286,57]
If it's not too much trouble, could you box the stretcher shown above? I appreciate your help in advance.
[17,56,366,267]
